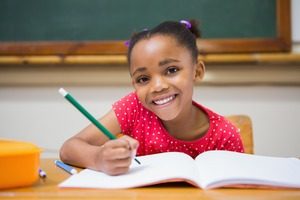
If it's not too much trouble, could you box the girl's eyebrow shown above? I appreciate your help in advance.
[159,58,180,66]
[132,67,146,77]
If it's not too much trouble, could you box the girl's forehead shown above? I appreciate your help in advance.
[131,37,178,61]
[131,35,182,56]
[138,34,177,46]
[129,36,194,73]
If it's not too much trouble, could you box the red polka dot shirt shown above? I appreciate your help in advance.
[112,92,244,158]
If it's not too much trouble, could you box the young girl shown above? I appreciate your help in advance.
[60,20,244,175]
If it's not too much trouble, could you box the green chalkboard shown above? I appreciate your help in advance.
[0,0,276,41]
[0,0,290,54]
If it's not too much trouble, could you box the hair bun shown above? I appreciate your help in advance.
[181,19,201,39]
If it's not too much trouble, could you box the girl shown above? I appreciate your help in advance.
[60,20,244,175]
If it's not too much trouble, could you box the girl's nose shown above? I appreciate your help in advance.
[150,76,168,92]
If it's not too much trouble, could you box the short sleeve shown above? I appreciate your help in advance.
[112,92,140,136]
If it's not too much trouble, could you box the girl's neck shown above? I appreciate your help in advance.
[162,102,209,141]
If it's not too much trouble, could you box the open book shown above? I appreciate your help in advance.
[59,150,300,189]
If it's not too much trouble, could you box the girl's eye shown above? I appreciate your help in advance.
[136,76,149,84]
[166,66,179,75]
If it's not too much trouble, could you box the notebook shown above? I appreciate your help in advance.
[59,150,300,189]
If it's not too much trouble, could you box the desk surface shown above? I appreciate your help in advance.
[0,159,300,200]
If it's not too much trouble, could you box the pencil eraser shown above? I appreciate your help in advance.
[59,88,68,97]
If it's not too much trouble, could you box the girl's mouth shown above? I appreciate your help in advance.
[152,95,176,105]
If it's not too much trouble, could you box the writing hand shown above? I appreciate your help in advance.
[95,135,139,175]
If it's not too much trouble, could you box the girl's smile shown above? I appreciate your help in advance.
[152,94,177,106]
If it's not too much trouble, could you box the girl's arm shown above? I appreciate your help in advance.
[59,109,139,175]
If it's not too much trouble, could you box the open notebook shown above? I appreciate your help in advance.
[59,150,300,189]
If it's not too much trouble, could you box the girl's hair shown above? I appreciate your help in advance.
[127,20,201,64]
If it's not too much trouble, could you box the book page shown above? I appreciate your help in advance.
[194,150,300,189]
[59,152,200,189]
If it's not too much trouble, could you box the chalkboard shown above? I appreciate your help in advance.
[0,0,291,55]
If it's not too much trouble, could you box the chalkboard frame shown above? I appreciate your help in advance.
[0,0,291,56]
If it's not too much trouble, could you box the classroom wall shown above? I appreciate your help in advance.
[0,85,299,158]
[0,1,299,158]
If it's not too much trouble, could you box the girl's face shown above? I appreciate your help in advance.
[129,35,203,121]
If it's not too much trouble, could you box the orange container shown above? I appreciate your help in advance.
[0,139,41,189]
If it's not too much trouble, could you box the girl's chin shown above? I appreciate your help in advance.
[150,104,179,121]
[154,111,178,121]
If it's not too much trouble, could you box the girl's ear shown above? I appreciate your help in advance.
[194,61,205,81]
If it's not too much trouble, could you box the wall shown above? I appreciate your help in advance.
[0,85,299,158]
[0,1,299,158]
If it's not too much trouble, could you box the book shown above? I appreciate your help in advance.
[58,150,300,189]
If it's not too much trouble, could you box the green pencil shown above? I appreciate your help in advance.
[59,88,141,164]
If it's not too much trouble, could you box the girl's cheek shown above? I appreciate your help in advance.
[136,90,148,107]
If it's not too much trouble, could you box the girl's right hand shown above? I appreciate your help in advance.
[94,135,139,175]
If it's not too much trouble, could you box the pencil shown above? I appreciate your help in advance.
[59,88,141,165]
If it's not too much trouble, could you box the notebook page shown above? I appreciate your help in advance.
[59,152,199,189]
[195,150,300,189]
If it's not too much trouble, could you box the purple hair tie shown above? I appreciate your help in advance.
[124,28,148,47]
[180,20,192,29]
[124,40,130,47]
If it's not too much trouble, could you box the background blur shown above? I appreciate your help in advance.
[0,0,299,158]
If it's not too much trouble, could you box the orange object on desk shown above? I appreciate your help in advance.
[0,139,40,189]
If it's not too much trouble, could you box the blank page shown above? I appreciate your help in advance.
[195,151,300,189]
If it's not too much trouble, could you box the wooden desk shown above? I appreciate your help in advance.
[0,159,300,200]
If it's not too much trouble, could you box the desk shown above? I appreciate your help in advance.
[0,159,300,200]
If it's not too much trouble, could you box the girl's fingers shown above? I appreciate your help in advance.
[110,147,132,160]
[98,151,132,175]
[98,136,139,175]
[109,156,132,168]
[94,135,141,175]
[103,136,139,159]
[119,135,139,151]
[102,139,132,159]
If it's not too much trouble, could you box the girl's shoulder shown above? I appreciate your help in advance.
[114,91,139,104]
[192,100,236,130]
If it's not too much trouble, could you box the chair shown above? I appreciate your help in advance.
[226,115,254,154]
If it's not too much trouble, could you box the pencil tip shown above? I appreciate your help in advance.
[134,158,141,165]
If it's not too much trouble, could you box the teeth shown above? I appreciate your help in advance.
[154,95,175,105]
